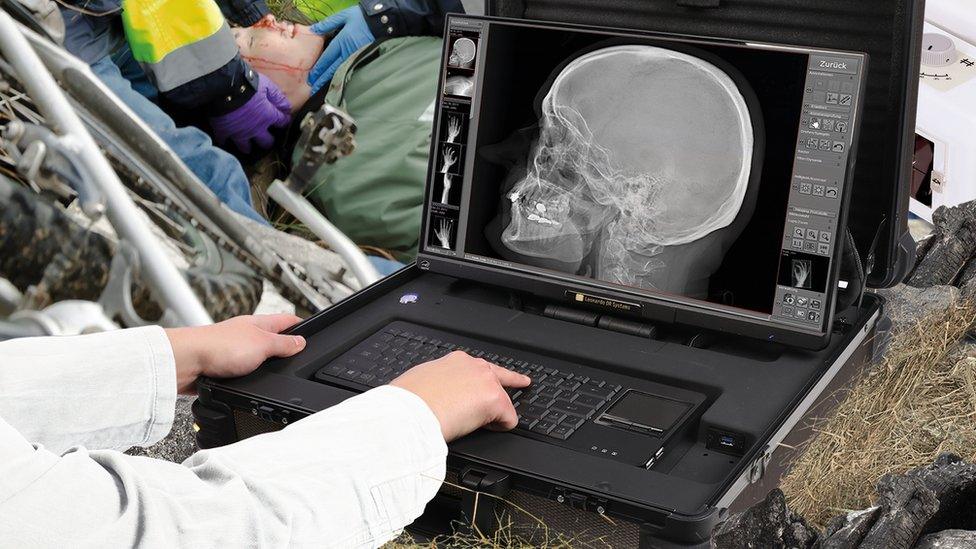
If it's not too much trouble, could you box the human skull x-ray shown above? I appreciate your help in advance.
[490,45,758,296]
[449,37,478,69]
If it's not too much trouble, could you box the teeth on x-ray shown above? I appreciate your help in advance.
[792,259,813,289]
[498,45,754,291]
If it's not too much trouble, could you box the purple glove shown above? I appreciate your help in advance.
[210,75,291,154]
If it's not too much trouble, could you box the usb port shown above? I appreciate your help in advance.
[706,428,746,455]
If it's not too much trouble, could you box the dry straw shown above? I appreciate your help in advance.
[781,299,976,527]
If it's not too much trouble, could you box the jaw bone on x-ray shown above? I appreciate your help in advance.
[495,45,755,296]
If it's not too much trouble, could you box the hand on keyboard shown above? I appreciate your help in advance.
[390,351,532,442]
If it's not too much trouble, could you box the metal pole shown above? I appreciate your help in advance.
[268,180,381,289]
[0,12,212,326]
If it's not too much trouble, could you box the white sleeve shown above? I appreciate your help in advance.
[0,326,176,453]
[0,385,448,548]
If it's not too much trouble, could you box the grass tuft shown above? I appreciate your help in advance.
[780,299,976,527]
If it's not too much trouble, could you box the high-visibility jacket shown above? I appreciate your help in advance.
[58,0,267,115]
[120,0,257,114]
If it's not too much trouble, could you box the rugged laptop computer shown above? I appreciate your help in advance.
[195,9,910,547]
[306,16,866,466]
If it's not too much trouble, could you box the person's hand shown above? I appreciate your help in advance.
[166,314,306,394]
[390,352,532,442]
[307,6,375,95]
[210,74,291,154]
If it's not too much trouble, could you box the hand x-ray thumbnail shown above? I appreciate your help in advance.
[442,113,467,144]
[428,212,458,251]
[777,251,829,293]
[435,172,462,206]
[438,143,463,175]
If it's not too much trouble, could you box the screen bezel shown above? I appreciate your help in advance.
[418,14,868,350]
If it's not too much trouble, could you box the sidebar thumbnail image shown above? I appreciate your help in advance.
[428,212,458,251]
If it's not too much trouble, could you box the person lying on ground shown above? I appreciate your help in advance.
[57,0,289,222]
[307,0,465,94]
[234,19,325,111]
[0,314,531,547]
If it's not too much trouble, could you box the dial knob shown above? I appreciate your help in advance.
[921,33,957,67]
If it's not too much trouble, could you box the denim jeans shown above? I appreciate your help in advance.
[89,54,265,223]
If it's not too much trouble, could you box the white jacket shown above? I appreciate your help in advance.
[0,326,447,548]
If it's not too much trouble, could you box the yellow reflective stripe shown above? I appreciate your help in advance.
[123,0,226,64]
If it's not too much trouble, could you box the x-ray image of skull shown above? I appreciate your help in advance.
[497,45,756,293]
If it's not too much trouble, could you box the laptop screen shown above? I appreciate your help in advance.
[420,15,866,345]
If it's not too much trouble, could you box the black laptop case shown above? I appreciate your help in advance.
[193,1,923,546]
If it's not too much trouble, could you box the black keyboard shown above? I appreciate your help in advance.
[313,324,624,442]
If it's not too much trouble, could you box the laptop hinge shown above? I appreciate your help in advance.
[458,466,511,535]
[543,304,659,339]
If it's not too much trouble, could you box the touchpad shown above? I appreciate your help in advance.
[597,391,692,435]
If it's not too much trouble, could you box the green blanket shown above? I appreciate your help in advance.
[299,36,442,261]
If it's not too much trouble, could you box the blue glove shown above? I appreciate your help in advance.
[308,7,376,95]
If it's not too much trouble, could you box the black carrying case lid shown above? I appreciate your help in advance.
[486,0,923,289]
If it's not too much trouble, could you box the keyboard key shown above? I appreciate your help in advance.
[553,401,591,417]
[560,415,586,429]
[520,405,548,420]
[532,420,556,434]
[322,363,344,376]
[537,386,563,400]
[518,416,538,430]
[574,394,606,408]
[545,411,567,424]
[550,425,575,440]
[561,381,582,392]
[579,385,614,400]
[531,397,556,408]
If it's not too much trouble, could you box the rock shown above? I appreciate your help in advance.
[125,395,198,463]
[909,201,976,288]
[805,455,976,549]
[904,454,976,535]
[820,506,882,549]
[858,475,939,549]
[914,529,976,548]
[875,285,960,330]
[712,489,818,549]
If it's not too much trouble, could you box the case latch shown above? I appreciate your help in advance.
[458,466,512,535]
[748,447,772,484]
